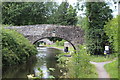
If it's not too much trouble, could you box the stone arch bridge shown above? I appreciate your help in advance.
[5,24,84,50]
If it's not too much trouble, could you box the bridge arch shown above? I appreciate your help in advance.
[33,37,76,50]
[5,24,84,51]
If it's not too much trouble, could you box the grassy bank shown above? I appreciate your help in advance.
[104,59,118,78]
[57,45,98,78]
[2,28,37,66]
[89,54,118,62]
[66,53,98,78]
[47,43,117,78]
[48,44,117,62]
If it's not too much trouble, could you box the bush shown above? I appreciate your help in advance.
[57,45,98,78]
[67,45,98,78]
[2,28,37,66]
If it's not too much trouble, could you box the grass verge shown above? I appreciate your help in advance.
[104,59,118,78]
[88,54,118,62]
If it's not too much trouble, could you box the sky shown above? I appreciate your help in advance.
[56,0,118,17]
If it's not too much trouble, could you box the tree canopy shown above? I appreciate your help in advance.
[85,2,113,55]
[2,2,77,26]
[104,15,119,53]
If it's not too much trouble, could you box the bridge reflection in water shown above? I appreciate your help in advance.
[2,47,66,79]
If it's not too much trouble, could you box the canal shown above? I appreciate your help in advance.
[2,47,67,79]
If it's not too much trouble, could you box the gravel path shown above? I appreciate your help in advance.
[90,59,116,78]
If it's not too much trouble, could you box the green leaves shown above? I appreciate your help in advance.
[67,45,98,78]
[85,2,113,55]
[2,2,77,26]
[53,2,78,26]
[2,2,55,25]
[104,15,119,53]
[2,28,37,66]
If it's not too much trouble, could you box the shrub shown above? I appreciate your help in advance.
[67,45,98,78]
[2,28,37,66]
[57,45,98,78]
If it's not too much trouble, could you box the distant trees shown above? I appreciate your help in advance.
[51,2,78,26]
[2,2,57,25]
[66,5,78,25]
[85,2,113,55]
[2,2,77,26]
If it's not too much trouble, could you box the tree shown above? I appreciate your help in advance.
[77,16,88,30]
[104,15,119,53]
[53,2,78,26]
[2,2,77,26]
[85,2,113,55]
[66,5,78,25]
[54,2,69,25]
[2,2,58,26]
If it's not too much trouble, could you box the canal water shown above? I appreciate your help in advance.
[2,47,66,79]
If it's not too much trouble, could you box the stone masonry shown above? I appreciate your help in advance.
[5,24,84,50]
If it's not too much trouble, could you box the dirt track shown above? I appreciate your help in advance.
[90,59,116,78]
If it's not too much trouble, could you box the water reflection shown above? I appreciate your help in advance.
[2,55,37,78]
[2,47,64,79]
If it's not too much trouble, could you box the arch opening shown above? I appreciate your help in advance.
[33,37,76,51]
